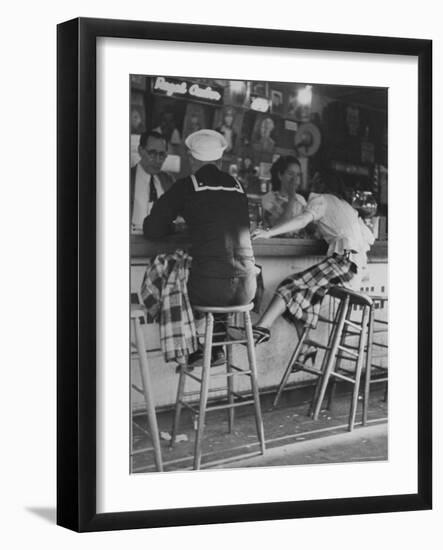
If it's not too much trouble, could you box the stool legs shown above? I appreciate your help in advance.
[226,314,235,433]
[309,320,338,417]
[362,307,374,426]
[132,317,163,472]
[273,326,309,409]
[244,311,266,455]
[312,296,349,421]
[193,312,214,470]
[348,306,370,431]
[326,303,353,411]
[170,366,187,447]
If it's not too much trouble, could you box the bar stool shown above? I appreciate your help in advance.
[273,286,375,432]
[130,304,163,472]
[171,303,266,470]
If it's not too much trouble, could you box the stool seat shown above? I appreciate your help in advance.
[328,286,374,308]
[193,303,254,314]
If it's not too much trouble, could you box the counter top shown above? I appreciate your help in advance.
[131,234,387,264]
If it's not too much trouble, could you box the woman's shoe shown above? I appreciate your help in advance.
[301,347,317,365]
[227,325,271,346]
[187,347,226,368]
[252,326,271,345]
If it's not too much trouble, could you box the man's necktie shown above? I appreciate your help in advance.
[149,175,158,203]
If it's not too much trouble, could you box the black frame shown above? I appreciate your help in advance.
[57,17,432,532]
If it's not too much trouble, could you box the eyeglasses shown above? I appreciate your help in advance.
[143,149,167,160]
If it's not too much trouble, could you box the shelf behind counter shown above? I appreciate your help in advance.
[130,233,388,265]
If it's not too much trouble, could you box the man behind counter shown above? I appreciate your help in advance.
[143,129,259,364]
[131,131,175,233]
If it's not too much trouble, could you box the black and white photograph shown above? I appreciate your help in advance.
[2,0,440,543]
[53,12,433,536]
[130,74,388,474]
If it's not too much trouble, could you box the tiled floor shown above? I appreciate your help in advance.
[131,384,388,473]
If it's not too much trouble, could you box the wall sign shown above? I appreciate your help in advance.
[152,76,224,104]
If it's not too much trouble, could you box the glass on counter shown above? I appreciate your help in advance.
[351,190,379,239]
[351,190,378,218]
[248,197,265,232]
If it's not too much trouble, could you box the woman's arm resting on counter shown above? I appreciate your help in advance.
[252,211,314,239]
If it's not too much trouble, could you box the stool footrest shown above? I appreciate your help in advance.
[206,398,255,412]
[228,364,252,376]
[179,400,199,414]
[372,342,388,348]
[132,383,144,395]
[291,364,323,377]
[131,445,156,456]
[343,330,362,338]
[370,377,388,384]
[209,369,251,378]
[183,371,203,383]
[330,371,355,383]
[304,339,331,351]
[212,339,248,346]
[318,315,335,324]
[344,319,363,332]
[131,347,162,356]
[132,419,150,438]
[337,345,360,358]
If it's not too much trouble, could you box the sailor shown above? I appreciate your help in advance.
[143,129,259,364]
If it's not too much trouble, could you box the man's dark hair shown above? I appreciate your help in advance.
[139,131,167,149]
[270,155,301,191]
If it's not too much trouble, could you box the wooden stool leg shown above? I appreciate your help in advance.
[193,313,214,470]
[170,366,187,447]
[226,313,235,433]
[273,326,309,409]
[133,317,163,472]
[348,306,370,431]
[244,311,266,455]
[326,304,353,411]
[309,325,335,416]
[362,307,374,426]
[130,347,134,473]
[312,297,349,420]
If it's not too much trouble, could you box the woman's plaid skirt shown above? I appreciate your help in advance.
[276,254,357,329]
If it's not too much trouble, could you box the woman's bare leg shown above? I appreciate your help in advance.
[257,297,304,335]
[256,295,287,329]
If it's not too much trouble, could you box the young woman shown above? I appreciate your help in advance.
[261,156,307,234]
[251,170,375,347]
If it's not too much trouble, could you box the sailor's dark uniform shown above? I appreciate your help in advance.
[143,164,258,306]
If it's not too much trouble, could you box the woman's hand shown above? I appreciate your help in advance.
[251,228,272,240]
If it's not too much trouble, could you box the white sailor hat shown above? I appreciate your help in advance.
[185,129,227,161]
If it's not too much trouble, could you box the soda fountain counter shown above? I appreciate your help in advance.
[130,234,387,411]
